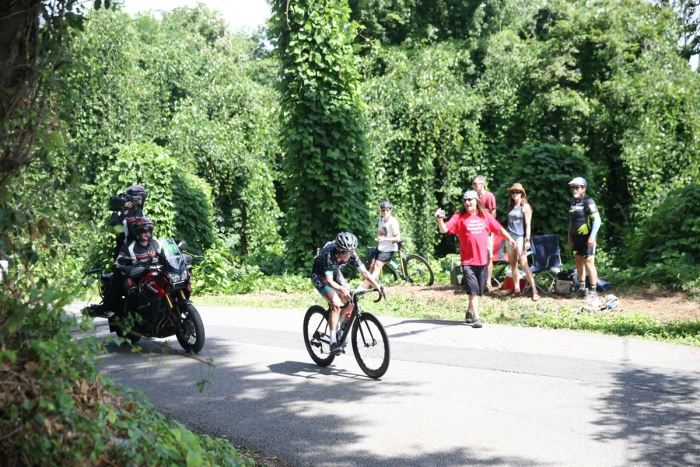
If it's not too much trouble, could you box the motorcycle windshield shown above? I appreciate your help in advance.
[159,238,186,275]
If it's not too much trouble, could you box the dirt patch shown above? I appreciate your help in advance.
[390,284,700,322]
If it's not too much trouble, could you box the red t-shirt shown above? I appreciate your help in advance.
[479,190,497,213]
[445,211,503,266]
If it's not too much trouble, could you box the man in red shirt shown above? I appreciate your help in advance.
[436,190,516,328]
[472,175,498,289]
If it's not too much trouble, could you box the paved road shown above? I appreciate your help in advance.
[68,303,700,467]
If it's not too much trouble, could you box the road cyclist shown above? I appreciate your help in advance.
[310,232,385,355]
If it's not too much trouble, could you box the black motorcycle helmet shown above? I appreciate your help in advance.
[126,185,148,205]
[133,217,154,241]
[335,232,358,253]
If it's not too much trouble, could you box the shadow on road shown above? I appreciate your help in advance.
[593,367,700,466]
[99,336,545,467]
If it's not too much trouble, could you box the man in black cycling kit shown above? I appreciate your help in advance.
[311,232,384,355]
[567,177,602,303]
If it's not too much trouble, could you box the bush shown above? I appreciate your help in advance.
[627,183,700,267]
[84,142,216,270]
[0,289,251,466]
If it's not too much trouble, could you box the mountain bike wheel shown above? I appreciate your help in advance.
[303,305,336,367]
[378,264,399,286]
[404,254,434,286]
[351,312,390,379]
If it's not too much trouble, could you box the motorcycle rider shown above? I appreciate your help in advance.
[93,217,160,321]
[114,217,162,323]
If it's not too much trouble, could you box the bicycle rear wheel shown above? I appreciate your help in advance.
[351,312,390,379]
[404,254,434,286]
[303,305,336,367]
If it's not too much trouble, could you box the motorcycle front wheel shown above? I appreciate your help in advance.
[175,303,205,353]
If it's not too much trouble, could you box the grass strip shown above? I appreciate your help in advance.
[198,290,700,347]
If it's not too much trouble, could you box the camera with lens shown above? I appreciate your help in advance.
[108,194,129,212]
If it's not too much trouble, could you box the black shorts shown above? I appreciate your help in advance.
[572,236,596,259]
[462,265,487,296]
[367,248,395,263]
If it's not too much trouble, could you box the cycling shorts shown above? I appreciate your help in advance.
[311,272,351,298]
[572,235,596,259]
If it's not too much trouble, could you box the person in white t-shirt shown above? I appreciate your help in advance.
[360,201,401,290]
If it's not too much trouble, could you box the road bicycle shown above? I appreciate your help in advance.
[364,242,434,286]
[303,288,390,379]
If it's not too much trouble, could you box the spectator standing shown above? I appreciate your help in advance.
[505,183,540,301]
[435,190,516,328]
[360,201,401,290]
[472,175,498,290]
[567,177,602,303]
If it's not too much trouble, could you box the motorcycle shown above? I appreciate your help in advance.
[85,238,205,354]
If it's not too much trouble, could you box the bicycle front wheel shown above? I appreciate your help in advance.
[405,254,434,286]
[303,305,336,367]
[351,312,390,379]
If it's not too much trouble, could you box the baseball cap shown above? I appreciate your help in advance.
[463,190,478,200]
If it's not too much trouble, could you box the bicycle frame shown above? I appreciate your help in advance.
[333,290,379,348]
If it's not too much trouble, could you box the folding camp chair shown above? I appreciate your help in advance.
[490,232,510,287]
[523,234,562,295]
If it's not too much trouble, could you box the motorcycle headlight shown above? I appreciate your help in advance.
[169,273,183,284]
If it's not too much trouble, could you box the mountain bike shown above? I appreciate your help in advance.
[303,288,390,379]
[364,242,434,286]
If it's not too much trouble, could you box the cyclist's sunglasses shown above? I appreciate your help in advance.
[337,249,352,256]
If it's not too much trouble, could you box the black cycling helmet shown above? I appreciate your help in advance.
[126,185,148,203]
[379,201,392,210]
[335,232,358,252]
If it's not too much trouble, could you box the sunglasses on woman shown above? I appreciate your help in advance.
[511,191,522,195]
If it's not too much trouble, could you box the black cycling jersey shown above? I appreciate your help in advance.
[569,195,599,237]
[311,241,365,277]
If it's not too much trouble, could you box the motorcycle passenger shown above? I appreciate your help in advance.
[107,200,130,260]
[123,185,148,243]
[310,232,384,355]
[107,185,148,259]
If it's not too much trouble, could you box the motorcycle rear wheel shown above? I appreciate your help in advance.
[176,303,205,353]
[110,317,142,344]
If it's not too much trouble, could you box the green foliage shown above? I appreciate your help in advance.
[192,245,313,295]
[270,0,372,266]
[83,142,215,270]
[58,7,281,256]
[0,288,253,466]
[626,184,700,268]
[494,143,594,240]
[361,42,484,255]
